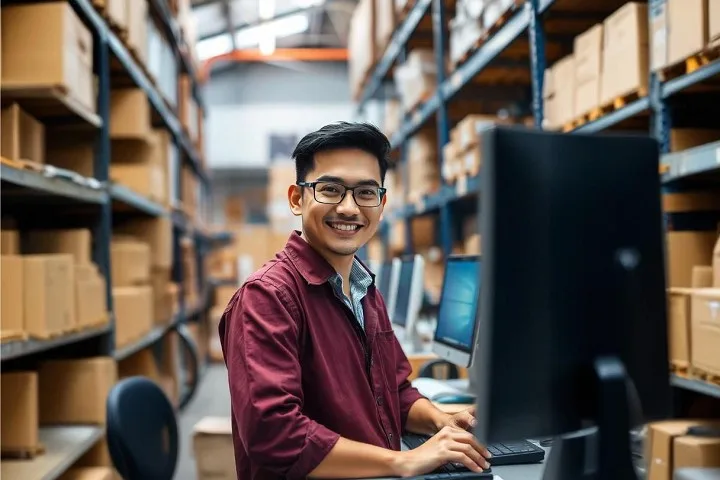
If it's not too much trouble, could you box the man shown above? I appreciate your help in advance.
[219,122,491,479]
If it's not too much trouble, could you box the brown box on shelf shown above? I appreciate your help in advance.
[115,217,173,269]
[714,236,720,287]
[46,132,95,177]
[673,434,720,472]
[215,286,238,308]
[666,231,717,288]
[667,0,709,67]
[110,162,166,203]
[150,268,174,325]
[38,357,117,425]
[456,114,504,153]
[119,349,161,382]
[25,228,93,265]
[58,467,114,480]
[645,420,720,480]
[573,24,603,117]
[692,265,714,288]
[670,129,720,152]
[96,0,128,32]
[711,0,720,41]
[126,0,148,65]
[1,229,20,255]
[667,288,693,368]
[113,286,153,348]
[348,0,376,100]
[394,49,437,112]
[1,103,45,164]
[542,65,558,130]
[464,234,482,254]
[76,273,108,329]
[552,54,576,127]
[111,239,151,287]
[461,145,482,177]
[690,288,720,376]
[1,2,96,114]
[663,190,720,213]
[209,306,225,362]
[193,417,236,480]
[24,254,76,338]
[375,0,396,53]
[0,371,39,454]
[110,89,152,140]
[600,2,648,106]
[1,256,24,334]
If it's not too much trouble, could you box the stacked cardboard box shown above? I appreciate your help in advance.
[375,0,397,55]
[393,49,437,112]
[1,103,45,166]
[348,0,376,100]
[449,0,485,67]
[182,238,199,308]
[267,163,302,235]
[111,235,154,348]
[406,129,440,203]
[1,228,110,340]
[193,417,236,480]
[645,420,720,480]
[208,285,238,362]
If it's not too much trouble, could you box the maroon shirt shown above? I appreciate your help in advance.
[219,231,424,480]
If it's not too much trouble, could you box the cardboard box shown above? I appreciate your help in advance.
[668,0,709,66]
[600,3,648,106]
[666,231,717,288]
[667,288,693,367]
[574,24,603,117]
[674,434,720,472]
[670,128,720,152]
[714,236,720,287]
[114,217,173,269]
[1,256,24,334]
[465,234,482,254]
[215,286,237,308]
[663,190,720,213]
[1,103,45,164]
[209,306,225,362]
[542,66,558,129]
[690,288,720,375]
[39,357,117,425]
[348,0,376,100]
[127,0,148,65]
[76,275,108,328]
[113,286,153,348]
[394,49,437,112]
[24,254,76,337]
[1,372,39,453]
[58,467,114,480]
[552,55,575,126]
[111,240,151,287]
[193,417,236,480]
[692,265,714,287]
[646,420,720,480]
[375,0,396,53]
[46,133,95,177]
[1,3,95,113]
[110,89,152,140]
[96,0,128,32]
[711,0,720,41]
[1,229,20,255]
[25,229,93,264]
[118,349,160,381]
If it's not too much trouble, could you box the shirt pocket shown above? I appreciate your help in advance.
[373,330,401,392]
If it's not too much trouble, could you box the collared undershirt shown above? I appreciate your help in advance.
[328,258,373,330]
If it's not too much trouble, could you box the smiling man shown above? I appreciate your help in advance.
[219,122,491,480]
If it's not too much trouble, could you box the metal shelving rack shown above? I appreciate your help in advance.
[356,0,720,401]
[1,2,230,474]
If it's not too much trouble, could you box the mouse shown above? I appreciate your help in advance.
[432,393,477,404]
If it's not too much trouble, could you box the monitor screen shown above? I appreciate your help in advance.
[378,262,392,298]
[434,256,481,352]
[393,260,415,327]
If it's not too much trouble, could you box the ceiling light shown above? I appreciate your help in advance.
[259,0,275,19]
[235,13,310,49]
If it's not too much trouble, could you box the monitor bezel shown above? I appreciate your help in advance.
[432,254,481,368]
[391,255,417,328]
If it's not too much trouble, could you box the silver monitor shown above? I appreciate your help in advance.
[432,254,481,368]
[392,254,425,350]
[383,258,401,321]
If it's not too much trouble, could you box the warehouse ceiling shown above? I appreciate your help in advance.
[191,0,358,61]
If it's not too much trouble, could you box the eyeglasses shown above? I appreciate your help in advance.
[297,181,386,207]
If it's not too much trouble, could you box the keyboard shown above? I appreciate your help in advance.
[403,433,545,470]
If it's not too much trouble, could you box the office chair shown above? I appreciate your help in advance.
[417,358,460,380]
[106,376,179,480]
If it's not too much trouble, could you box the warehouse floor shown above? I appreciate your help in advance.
[177,364,231,480]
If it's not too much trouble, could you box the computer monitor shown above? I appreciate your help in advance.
[432,254,481,368]
[377,261,393,298]
[381,258,401,321]
[473,126,671,480]
[392,255,425,349]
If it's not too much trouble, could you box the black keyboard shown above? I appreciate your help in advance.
[403,433,545,471]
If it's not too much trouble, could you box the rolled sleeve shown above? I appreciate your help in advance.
[220,279,340,479]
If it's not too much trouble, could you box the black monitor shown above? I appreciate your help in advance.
[378,261,392,298]
[473,126,671,480]
[392,258,415,327]
[432,255,481,368]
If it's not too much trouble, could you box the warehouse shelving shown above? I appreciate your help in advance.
[0,325,112,363]
[357,0,720,403]
[0,426,105,480]
[670,375,720,400]
[113,314,182,361]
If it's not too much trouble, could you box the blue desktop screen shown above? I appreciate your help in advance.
[393,260,415,327]
[434,258,481,351]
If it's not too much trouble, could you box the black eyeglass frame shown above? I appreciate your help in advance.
[296,181,387,207]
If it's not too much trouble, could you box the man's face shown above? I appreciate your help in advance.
[289,148,386,258]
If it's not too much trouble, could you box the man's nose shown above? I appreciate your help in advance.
[335,192,360,215]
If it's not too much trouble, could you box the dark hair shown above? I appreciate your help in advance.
[292,122,391,184]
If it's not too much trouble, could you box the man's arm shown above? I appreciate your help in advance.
[220,280,404,480]
[405,398,452,435]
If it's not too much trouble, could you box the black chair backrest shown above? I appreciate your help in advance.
[106,376,179,480]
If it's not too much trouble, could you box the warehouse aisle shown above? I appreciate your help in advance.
[177,364,231,480]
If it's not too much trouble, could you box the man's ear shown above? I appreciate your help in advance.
[288,184,303,216]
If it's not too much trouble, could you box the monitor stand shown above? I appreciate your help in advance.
[541,355,638,480]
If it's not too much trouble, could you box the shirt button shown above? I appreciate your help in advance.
[388,433,394,441]
[376,396,384,406]
[370,357,374,367]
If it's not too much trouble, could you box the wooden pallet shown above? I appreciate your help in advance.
[659,43,720,82]
[562,86,648,132]
[670,360,690,377]
[91,0,128,40]
[0,156,44,173]
[451,0,526,69]
[1,443,45,460]
[0,330,27,344]
[691,366,720,387]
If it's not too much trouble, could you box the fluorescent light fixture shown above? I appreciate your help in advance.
[295,0,325,6]
[235,13,310,49]
[258,0,275,19]
[259,31,276,55]
[196,33,233,61]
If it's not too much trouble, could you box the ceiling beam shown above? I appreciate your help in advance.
[200,48,348,80]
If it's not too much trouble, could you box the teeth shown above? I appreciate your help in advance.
[329,222,359,232]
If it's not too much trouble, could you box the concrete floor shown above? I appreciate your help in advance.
[176,364,232,480]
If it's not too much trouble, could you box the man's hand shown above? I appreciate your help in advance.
[392,426,492,477]
[435,406,477,432]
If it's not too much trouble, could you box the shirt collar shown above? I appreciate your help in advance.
[284,230,376,286]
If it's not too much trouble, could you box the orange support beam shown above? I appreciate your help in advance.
[200,48,349,82]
